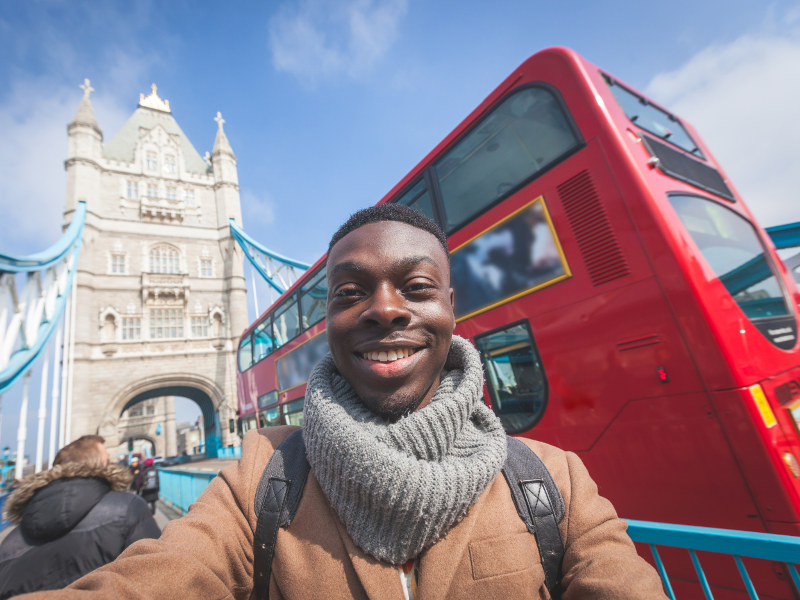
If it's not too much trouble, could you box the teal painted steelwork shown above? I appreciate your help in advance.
[0,203,86,273]
[229,218,309,295]
[157,468,217,514]
[627,519,800,599]
[0,202,86,393]
[766,222,800,249]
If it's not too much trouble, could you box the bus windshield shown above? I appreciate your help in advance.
[670,194,796,348]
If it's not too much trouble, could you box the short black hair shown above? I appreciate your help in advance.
[328,204,449,261]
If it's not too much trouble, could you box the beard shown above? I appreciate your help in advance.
[377,392,426,422]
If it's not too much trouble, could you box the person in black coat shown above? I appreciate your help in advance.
[136,457,160,514]
[0,434,160,598]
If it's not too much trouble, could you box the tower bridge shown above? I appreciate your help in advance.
[64,81,249,456]
[0,80,258,467]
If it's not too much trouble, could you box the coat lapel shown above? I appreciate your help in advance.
[332,513,405,600]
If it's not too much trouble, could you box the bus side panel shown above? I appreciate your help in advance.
[575,391,763,530]
[712,387,800,528]
[503,277,703,447]
[237,368,259,416]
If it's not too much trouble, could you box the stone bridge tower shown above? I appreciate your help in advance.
[62,81,248,456]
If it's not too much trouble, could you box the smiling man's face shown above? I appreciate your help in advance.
[326,220,455,421]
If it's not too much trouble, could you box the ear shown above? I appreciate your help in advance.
[449,288,456,332]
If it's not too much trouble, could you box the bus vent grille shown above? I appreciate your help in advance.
[557,170,630,286]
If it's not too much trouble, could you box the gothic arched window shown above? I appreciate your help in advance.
[149,245,181,274]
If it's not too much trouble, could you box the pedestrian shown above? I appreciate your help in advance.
[18,205,667,598]
[128,456,141,492]
[0,435,160,598]
[136,457,159,514]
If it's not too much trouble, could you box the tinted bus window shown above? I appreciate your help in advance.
[276,332,329,391]
[300,267,327,330]
[450,198,569,320]
[434,86,580,232]
[604,76,702,157]
[254,317,274,361]
[274,298,300,348]
[670,194,797,349]
[395,178,436,222]
[238,334,253,371]
[259,405,281,427]
[282,397,304,426]
[475,321,547,433]
[241,415,258,434]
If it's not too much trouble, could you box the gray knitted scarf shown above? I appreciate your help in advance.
[303,335,507,565]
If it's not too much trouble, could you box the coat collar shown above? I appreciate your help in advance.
[4,462,132,524]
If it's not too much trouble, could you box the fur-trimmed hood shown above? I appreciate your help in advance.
[4,462,132,526]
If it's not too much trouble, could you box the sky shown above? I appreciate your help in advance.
[1,0,800,461]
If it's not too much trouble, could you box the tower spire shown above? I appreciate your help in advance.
[69,78,101,134]
[212,111,235,158]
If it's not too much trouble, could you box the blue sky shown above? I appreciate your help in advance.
[2,0,800,459]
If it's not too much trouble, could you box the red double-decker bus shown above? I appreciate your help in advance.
[236,47,800,595]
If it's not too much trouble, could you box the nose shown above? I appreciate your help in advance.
[360,283,411,328]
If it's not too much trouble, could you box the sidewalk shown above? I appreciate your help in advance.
[154,499,183,530]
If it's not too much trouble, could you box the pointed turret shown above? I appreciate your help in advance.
[212,112,237,164]
[211,112,241,226]
[65,79,103,215]
[69,79,102,135]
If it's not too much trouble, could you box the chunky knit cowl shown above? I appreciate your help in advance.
[303,335,507,565]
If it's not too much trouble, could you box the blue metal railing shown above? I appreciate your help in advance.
[157,468,217,515]
[217,446,241,459]
[627,519,800,599]
[0,492,10,532]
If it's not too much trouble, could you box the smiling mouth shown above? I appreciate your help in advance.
[360,348,420,362]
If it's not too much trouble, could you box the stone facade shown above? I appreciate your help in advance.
[63,81,248,453]
[114,396,177,458]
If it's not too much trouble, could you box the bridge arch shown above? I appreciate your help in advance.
[99,373,225,457]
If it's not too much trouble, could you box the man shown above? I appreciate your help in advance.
[20,205,667,598]
[0,435,160,598]
[128,456,141,492]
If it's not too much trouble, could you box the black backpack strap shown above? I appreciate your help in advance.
[502,436,566,600]
[252,429,310,600]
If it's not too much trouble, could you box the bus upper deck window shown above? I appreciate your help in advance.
[274,298,300,348]
[474,321,547,433]
[300,267,327,330]
[254,317,274,361]
[238,334,253,371]
[435,86,580,232]
[394,178,437,224]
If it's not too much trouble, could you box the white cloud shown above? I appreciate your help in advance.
[645,31,800,227]
[269,0,408,84]
[0,79,139,255]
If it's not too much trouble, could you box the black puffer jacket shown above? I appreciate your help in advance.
[0,462,160,598]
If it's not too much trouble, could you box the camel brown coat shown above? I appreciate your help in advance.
[20,426,667,599]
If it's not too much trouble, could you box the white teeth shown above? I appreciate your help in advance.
[363,348,415,362]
